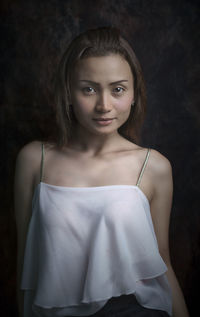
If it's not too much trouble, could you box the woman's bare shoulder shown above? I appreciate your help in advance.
[16,140,42,164]
[149,148,172,175]
[147,148,173,190]
[15,140,47,181]
[123,141,172,177]
[16,140,58,180]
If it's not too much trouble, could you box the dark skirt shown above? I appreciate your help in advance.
[68,294,170,317]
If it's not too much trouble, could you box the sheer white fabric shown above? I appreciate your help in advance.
[21,182,172,316]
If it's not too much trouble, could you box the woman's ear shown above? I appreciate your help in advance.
[131,101,135,107]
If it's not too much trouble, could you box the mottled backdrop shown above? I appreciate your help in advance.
[0,0,199,316]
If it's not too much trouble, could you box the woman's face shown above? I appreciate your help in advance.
[70,54,134,136]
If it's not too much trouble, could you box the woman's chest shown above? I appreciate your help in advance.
[36,150,153,203]
[43,155,140,186]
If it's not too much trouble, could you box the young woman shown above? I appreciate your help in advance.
[14,27,190,317]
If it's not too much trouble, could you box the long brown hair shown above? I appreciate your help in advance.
[54,27,146,148]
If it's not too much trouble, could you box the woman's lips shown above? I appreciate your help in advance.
[93,118,115,125]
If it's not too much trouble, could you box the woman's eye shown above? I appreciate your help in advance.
[113,87,125,94]
[82,87,95,94]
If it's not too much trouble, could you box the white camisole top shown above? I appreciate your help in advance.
[21,144,172,317]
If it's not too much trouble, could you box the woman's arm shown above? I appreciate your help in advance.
[14,141,40,317]
[150,150,190,317]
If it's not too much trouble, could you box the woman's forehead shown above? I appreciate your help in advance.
[73,54,133,82]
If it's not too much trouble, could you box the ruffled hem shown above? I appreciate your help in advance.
[23,275,172,317]
[21,256,167,304]
[22,268,172,315]
[32,301,107,317]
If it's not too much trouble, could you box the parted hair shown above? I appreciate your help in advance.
[54,27,146,147]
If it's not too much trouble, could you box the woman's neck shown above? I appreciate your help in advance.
[68,126,123,157]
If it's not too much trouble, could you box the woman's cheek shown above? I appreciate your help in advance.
[115,96,132,112]
[73,97,94,114]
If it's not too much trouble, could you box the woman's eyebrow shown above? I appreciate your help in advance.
[110,80,129,85]
[78,80,129,85]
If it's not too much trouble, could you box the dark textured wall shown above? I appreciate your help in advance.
[1,0,199,316]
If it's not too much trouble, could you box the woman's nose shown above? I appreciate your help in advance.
[95,92,112,112]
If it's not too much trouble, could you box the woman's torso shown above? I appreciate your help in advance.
[21,139,172,316]
[21,141,172,317]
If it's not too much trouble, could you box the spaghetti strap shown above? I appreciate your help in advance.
[40,142,45,182]
[136,148,151,187]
